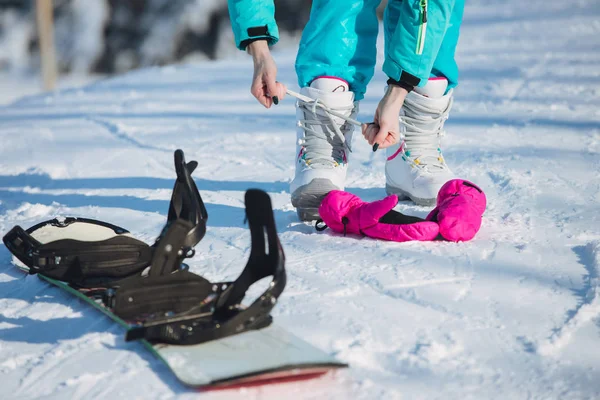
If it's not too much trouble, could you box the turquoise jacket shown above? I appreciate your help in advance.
[228,0,464,100]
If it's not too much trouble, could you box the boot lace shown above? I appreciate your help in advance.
[400,96,453,173]
[297,98,355,168]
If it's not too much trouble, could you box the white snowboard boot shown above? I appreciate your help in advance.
[385,78,455,206]
[290,77,357,221]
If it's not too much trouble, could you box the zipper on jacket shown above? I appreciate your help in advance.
[416,0,428,55]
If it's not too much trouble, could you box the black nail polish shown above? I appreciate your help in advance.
[372,143,379,152]
[273,96,279,105]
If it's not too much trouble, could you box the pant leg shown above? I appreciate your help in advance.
[382,0,464,91]
[430,0,465,90]
[383,0,402,67]
[295,0,381,101]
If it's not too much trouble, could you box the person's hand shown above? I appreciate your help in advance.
[362,85,408,149]
[247,40,286,108]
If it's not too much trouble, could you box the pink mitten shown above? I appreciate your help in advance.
[318,190,439,242]
[427,179,486,242]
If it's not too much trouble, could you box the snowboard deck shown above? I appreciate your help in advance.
[22,269,346,389]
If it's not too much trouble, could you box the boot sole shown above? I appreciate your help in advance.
[291,178,340,221]
[385,184,436,207]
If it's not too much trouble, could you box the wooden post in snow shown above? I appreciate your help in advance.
[36,0,57,91]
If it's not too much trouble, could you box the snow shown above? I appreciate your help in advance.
[0,72,101,106]
[1,0,600,398]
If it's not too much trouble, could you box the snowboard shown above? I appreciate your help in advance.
[13,263,347,390]
[3,150,347,389]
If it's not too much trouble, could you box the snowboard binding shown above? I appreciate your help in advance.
[3,150,286,346]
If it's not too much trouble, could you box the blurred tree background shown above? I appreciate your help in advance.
[0,0,311,75]
[0,0,387,75]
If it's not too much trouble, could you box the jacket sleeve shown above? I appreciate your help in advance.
[383,0,458,87]
[227,0,279,50]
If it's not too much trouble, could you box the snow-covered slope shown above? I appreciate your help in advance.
[0,72,100,105]
[1,1,599,399]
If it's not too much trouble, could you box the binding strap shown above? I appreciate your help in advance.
[108,219,214,320]
[3,217,151,284]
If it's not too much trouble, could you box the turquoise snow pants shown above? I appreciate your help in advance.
[295,0,465,100]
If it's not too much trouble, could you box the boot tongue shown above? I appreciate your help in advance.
[305,76,353,123]
[414,78,448,98]
[310,76,349,93]
[302,76,353,167]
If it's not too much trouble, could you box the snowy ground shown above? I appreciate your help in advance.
[1,0,600,399]
[0,72,101,106]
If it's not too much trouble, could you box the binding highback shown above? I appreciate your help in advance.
[164,149,208,251]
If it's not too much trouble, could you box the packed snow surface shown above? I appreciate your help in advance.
[1,1,599,399]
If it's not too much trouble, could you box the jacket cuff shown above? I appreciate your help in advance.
[383,59,424,88]
[236,23,279,50]
[386,75,416,93]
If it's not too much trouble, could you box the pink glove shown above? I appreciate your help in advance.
[318,191,439,242]
[426,179,486,242]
